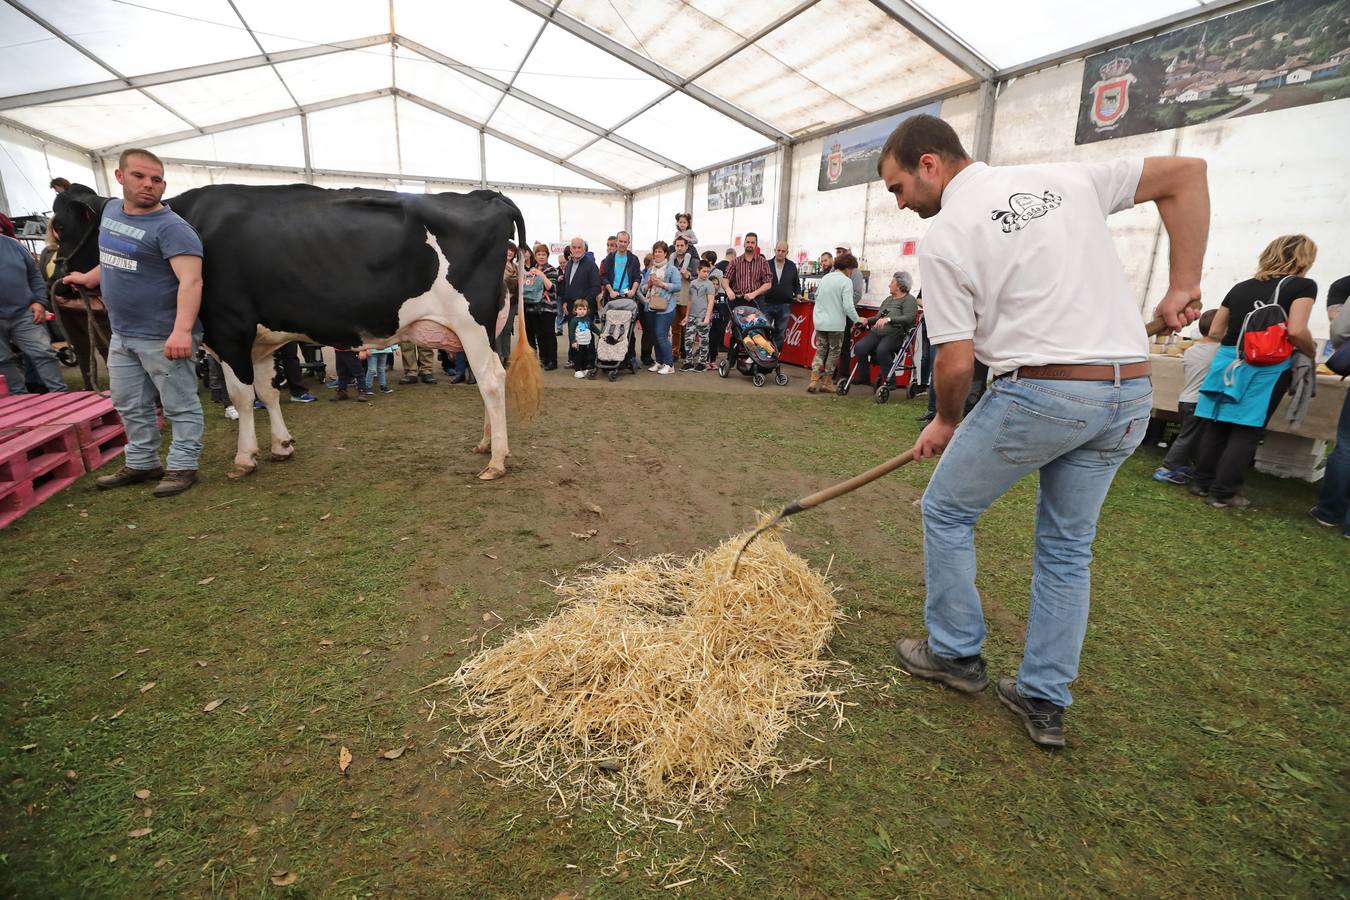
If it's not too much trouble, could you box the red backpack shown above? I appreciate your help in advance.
[1236,276,1294,366]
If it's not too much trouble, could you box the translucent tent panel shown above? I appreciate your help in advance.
[271,48,391,107]
[484,136,609,191]
[570,139,680,191]
[555,0,746,80]
[158,161,302,192]
[307,97,399,173]
[559,193,627,245]
[313,173,398,190]
[693,44,863,136]
[629,180,686,251]
[395,47,503,124]
[231,0,391,53]
[751,0,970,116]
[503,190,564,248]
[0,124,96,215]
[614,91,772,171]
[145,68,295,129]
[27,0,260,76]
[0,4,113,96]
[913,0,1200,70]
[488,95,596,159]
[147,117,306,169]
[5,90,188,151]
[394,0,540,77]
[512,25,671,129]
[395,99,482,181]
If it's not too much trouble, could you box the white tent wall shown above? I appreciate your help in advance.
[990,61,1350,338]
[0,122,96,216]
[691,151,779,261]
[558,194,627,251]
[629,181,685,254]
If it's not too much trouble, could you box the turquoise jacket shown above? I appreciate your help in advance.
[811,270,861,332]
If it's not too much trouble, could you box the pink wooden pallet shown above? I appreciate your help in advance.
[0,425,84,529]
[0,392,126,471]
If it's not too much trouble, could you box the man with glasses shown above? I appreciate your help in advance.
[762,240,801,349]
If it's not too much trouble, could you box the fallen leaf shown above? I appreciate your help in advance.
[108,853,117,863]
[380,746,407,760]
[484,553,498,560]
[111,669,127,680]
[245,824,258,836]
[318,639,334,647]
[203,699,224,713]
[19,743,37,752]
[319,513,332,521]
[79,510,89,518]
[420,635,429,643]
[569,529,598,540]
[270,871,298,886]
[587,503,603,515]
[126,523,136,529]
[360,649,372,657]
[236,705,250,714]
[481,612,493,623]
[197,576,215,586]
[134,789,151,800]
[350,811,363,820]
[135,648,149,655]
[139,682,156,694]
[127,827,152,838]
[195,660,209,668]
[65,769,78,782]
[258,564,270,572]
[153,858,169,869]
[109,756,123,766]
[142,807,153,818]
[110,708,125,720]
[339,746,352,775]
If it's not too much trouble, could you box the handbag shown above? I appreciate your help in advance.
[1237,276,1294,366]
[646,264,673,313]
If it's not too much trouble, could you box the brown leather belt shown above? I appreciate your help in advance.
[1006,362,1151,381]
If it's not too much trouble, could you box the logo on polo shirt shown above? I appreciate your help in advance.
[990,191,1063,233]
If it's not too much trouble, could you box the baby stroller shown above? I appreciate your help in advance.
[591,296,639,382]
[717,304,789,387]
[837,312,922,404]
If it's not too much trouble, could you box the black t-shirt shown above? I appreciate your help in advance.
[1218,275,1317,346]
[1328,275,1350,309]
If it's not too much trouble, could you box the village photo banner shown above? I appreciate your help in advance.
[1077,0,1350,144]
[708,158,765,211]
[817,103,940,191]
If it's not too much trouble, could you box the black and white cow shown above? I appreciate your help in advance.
[51,184,540,480]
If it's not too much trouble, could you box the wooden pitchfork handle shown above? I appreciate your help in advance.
[729,300,1200,575]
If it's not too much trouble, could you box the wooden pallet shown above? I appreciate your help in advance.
[0,391,126,471]
[0,425,84,529]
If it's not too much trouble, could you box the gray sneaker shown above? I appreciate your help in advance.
[996,678,1066,749]
[893,637,988,693]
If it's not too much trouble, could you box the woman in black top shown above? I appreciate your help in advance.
[1190,234,1319,508]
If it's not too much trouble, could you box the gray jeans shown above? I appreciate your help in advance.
[108,333,204,471]
[0,311,68,394]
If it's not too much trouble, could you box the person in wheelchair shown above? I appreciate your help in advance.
[851,270,918,387]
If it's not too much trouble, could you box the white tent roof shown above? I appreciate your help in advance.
[0,0,1238,194]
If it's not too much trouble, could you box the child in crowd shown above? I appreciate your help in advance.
[674,212,698,250]
[703,250,728,369]
[570,298,595,378]
[681,261,715,372]
[331,348,363,401]
[359,343,397,401]
[1154,309,1220,484]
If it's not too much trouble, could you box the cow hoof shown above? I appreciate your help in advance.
[477,465,506,481]
[270,451,294,463]
[226,464,257,480]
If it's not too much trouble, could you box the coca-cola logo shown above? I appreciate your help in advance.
[785,313,806,348]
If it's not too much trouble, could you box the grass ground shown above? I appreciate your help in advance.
[1,374,1345,897]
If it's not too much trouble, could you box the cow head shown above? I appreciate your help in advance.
[49,187,109,296]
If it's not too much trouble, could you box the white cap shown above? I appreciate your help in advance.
[835,242,851,252]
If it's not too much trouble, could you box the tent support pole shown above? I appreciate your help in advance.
[478,130,487,188]
[972,79,997,163]
[683,176,693,217]
[91,155,110,195]
[776,142,793,245]
[624,194,633,234]
[300,113,314,184]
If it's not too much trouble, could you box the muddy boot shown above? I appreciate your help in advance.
[807,372,820,393]
[96,465,164,490]
[821,374,836,394]
[152,469,198,498]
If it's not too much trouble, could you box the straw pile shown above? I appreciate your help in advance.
[451,528,843,809]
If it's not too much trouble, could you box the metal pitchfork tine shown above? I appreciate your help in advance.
[729,302,1198,577]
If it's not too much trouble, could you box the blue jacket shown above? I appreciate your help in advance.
[599,251,642,300]
[0,236,46,319]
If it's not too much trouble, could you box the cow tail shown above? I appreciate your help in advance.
[505,204,541,421]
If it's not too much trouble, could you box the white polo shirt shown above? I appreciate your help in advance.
[918,159,1147,376]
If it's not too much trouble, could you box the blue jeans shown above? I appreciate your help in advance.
[760,302,792,350]
[1313,390,1350,535]
[0,312,68,394]
[650,306,676,366]
[363,355,390,392]
[921,373,1152,708]
[108,333,204,471]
